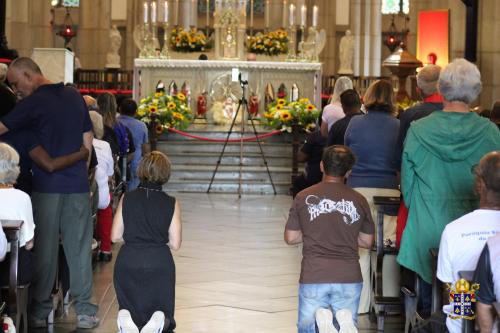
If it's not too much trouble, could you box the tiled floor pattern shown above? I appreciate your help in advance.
[30,193,404,333]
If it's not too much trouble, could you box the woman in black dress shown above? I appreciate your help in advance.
[112,151,182,333]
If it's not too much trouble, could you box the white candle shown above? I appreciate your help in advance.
[312,5,318,27]
[289,4,295,26]
[300,5,306,27]
[143,1,148,23]
[265,0,270,29]
[282,0,287,28]
[151,1,156,23]
[174,0,179,25]
[164,1,169,22]
[250,0,254,28]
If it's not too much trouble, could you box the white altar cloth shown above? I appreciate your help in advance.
[133,59,322,113]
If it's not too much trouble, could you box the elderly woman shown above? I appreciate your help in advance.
[321,76,354,138]
[112,151,181,333]
[0,142,36,286]
[397,59,500,296]
[343,79,400,313]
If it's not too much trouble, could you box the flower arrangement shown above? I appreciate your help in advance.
[170,27,211,52]
[247,29,289,56]
[137,91,193,133]
[263,97,320,132]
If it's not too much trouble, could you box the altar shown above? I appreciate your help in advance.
[133,59,322,116]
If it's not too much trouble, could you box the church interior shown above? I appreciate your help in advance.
[0,0,499,333]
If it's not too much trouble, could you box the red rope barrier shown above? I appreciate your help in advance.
[167,127,284,143]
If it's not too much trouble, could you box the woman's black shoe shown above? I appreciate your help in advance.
[98,252,112,262]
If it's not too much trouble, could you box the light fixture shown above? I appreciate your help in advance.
[57,7,77,47]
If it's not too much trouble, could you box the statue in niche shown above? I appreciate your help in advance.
[338,30,354,75]
[106,25,122,68]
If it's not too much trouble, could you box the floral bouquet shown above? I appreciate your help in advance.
[263,97,320,132]
[137,91,193,133]
[170,27,211,52]
[247,29,289,56]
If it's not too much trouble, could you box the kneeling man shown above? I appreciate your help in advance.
[285,145,374,333]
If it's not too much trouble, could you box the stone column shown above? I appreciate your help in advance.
[77,0,112,69]
[123,0,142,70]
[369,0,381,76]
[362,0,371,76]
[351,0,361,76]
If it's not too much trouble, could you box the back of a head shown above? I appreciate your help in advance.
[0,142,20,185]
[97,92,117,126]
[476,151,500,204]
[119,98,138,117]
[0,63,8,82]
[137,151,171,185]
[332,76,354,102]
[340,89,361,114]
[438,58,482,105]
[417,64,441,97]
[363,79,395,112]
[89,110,104,139]
[321,145,356,177]
[9,57,43,76]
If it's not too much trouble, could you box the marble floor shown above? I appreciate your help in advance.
[31,193,404,333]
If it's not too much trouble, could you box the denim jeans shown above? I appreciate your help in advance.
[297,282,362,333]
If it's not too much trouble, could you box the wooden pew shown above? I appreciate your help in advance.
[372,196,403,331]
[1,219,29,333]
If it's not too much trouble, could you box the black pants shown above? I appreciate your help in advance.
[0,247,33,286]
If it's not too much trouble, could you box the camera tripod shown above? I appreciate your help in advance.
[207,74,277,198]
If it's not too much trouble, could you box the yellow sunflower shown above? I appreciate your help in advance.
[172,112,184,121]
[167,102,177,110]
[306,104,316,111]
[263,112,274,119]
[177,92,186,101]
[277,98,286,106]
[149,105,158,113]
[155,124,164,134]
[154,92,164,98]
[299,98,310,104]
[276,104,284,110]
[279,111,292,122]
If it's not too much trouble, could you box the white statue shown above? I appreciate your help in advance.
[338,30,354,75]
[106,25,122,68]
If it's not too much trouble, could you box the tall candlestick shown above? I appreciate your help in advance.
[206,0,209,27]
[282,0,287,28]
[250,0,254,29]
[143,1,148,23]
[151,1,157,23]
[265,0,270,29]
[312,5,318,27]
[300,5,306,27]
[174,0,179,25]
[164,1,169,22]
[289,4,295,26]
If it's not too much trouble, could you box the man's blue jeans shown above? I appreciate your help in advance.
[297,282,362,333]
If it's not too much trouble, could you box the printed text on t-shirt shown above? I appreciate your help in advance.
[305,195,360,225]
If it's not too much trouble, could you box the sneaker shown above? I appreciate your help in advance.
[76,314,100,329]
[28,315,47,328]
[315,308,338,333]
[117,310,139,333]
[336,309,357,333]
[140,311,165,333]
[3,316,16,333]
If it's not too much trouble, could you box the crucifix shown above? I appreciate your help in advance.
[461,0,478,62]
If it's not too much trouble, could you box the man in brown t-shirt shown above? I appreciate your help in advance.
[285,145,374,333]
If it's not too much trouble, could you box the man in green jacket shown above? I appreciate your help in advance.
[397,59,500,303]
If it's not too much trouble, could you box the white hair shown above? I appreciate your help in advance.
[417,65,441,97]
[0,63,8,82]
[89,110,104,139]
[331,76,353,103]
[0,142,20,185]
[438,58,482,104]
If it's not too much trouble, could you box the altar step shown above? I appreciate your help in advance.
[156,126,297,195]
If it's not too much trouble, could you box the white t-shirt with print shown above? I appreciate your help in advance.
[0,188,35,248]
[437,209,500,333]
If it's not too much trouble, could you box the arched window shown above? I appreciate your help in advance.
[381,0,409,15]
